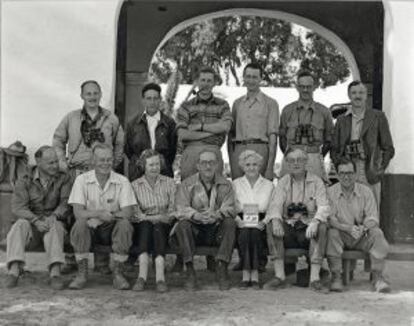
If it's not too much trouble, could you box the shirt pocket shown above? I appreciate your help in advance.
[286,119,299,141]
[310,115,325,143]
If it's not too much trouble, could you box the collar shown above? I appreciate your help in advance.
[297,100,316,111]
[145,111,161,121]
[196,173,228,186]
[135,174,167,185]
[242,90,264,104]
[345,106,366,118]
[85,170,121,185]
[32,167,57,183]
[241,175,265,188]
[137,111,167,126]
[194,94,218,105]
[289,172,319,184]
[81,106,105,119]
[333,182,362,200]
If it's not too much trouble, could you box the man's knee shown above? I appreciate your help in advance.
[175,220,192,234]
[221,217,236,232]
[368,227,385,239]
[115,219,133,233]
[9,219,31,232]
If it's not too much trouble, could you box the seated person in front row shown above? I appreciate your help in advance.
[327,159,391,293]
[130,149,176,293]
[233,149,275,289]
[68,144,137,290]
[5,146,72,290]
[173,150,237,291]
[265,148,330,292]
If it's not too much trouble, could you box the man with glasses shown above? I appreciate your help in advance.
[327,159,390,293]
[264,148,330,292]
[279,70,334,181]
[173,150,236,291]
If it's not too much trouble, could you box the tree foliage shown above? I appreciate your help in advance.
[150,16,351,88]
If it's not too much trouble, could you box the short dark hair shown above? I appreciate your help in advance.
[196,66,216,79]
[297,70,316,83]
[285,146,308,159]
[347,80,365,93]
[336,158,356,173]
[34,145,54,160]
[142,83,161,97]
[243,62,263,78]
[81,80,101,92]
[136,149,165,174]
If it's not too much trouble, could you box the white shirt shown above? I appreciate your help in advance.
[146,111,161,149]
[68,170,137,212]
[232,175,275,223]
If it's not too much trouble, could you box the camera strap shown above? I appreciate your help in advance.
[289,173,306,205]
[296,106,314,126]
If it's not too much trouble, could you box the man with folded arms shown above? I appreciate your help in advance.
[327,159,390,293]
[5,146,71,290]
[68,144,136,290]
[265,147,330,292]
[174,150,237,291]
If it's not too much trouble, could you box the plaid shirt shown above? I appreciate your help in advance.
[131,175,176,223]
[11,167,72,223]
[176,95,232,147]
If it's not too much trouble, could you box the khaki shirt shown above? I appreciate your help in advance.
[231,91,279,142]
[68,170,137,212]
[328,182,378,227]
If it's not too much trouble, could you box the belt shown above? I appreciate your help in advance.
[233,139,268,145]
[288,144,321,154]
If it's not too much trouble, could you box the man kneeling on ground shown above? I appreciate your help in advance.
[68,144,137,290]
[173,150,237,290]
[327,159,390,293]
[6,146,72,290]
[265,147,330,292]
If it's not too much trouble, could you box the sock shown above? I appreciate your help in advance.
[50,263,61,277]
[251,270,259,282]
[242,270,250,282]
[274,259,286,280]
[310,263,321,283]
[9,262,20,276]
[155,256,165,282]
[138,253,149,281]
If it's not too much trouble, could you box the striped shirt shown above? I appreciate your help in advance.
[176,95,232,147]
[131,175,176,223]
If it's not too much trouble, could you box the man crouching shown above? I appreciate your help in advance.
[68,144,136,290]
[264,148,330,292]
[327,159,390,293]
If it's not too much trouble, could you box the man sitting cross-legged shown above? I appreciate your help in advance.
[68,143,137,290]
[173,150,237,291]
[327,159,391,293]
[5,145,72,290]
[264,147,330,292]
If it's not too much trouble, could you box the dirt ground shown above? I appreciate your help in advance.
[0,251,413,326]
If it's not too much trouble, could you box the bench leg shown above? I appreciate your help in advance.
[342,259,350,286]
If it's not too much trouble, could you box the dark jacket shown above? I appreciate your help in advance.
[125,111,177,181]
[331,108,395,184]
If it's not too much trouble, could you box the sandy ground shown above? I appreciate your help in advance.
[0,251,413,326]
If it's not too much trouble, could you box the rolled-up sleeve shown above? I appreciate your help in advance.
[68,175,87,206]
[267,99,280,136]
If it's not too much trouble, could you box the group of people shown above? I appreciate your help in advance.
[4,63,394,295]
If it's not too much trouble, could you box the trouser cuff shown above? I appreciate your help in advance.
[75,253,89,261]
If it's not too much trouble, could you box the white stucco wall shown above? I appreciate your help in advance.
[0,0,412,173]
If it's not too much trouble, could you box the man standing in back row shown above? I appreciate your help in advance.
[228,62,279,180]
[279,70,334,182]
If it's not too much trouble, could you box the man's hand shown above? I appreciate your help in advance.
[256,221,266,231]
[272,219,284,237]
[34,220,49,233]
[349,225,364,240]
[188,123,202,131]
[99,210,114,223]
[235,216,245,228]
[87,218,102,229]
[306,220,319,239]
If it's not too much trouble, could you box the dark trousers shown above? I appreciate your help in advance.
[132,221,170,257]
[174,218,236,264]
[238,228,266,270]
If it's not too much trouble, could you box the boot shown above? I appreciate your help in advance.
[5,262,21,288]
[171,255,184,273]
[61,254,78,275]
[113,261,130,290]
[49,263,65,290]
[69,259,88,290]
[184,262,197,291]
[94,252,111,275]
[206,255,216,272]
[330,272,344,292]
[217,261,230,291]
[372,271,391,293]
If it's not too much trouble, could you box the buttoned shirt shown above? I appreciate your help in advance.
[279,100,333,152]
[266,172,330,224]
[231,91,279,142]
[175,173,236,221]
[68,170,137,212]
[328,182,378,227]
[11,167,72,223]
[131,175,176,222]
[346,108,366,141]
[176,95,232,147]
[232,175,275,223]
[146,111,161,149]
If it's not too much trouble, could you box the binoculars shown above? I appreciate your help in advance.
[345,140,366,160]
[294,124,315,144]
[84,128,105,147]
[287,202,308,218]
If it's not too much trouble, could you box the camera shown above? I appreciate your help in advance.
[294,124,314,145]
[345,140,366,160]
[84,128,105,147]
[287,202,308,218]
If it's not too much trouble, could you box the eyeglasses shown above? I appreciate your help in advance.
[285,158,307,164]
[338,171,355,177]
[199,160,217,167]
